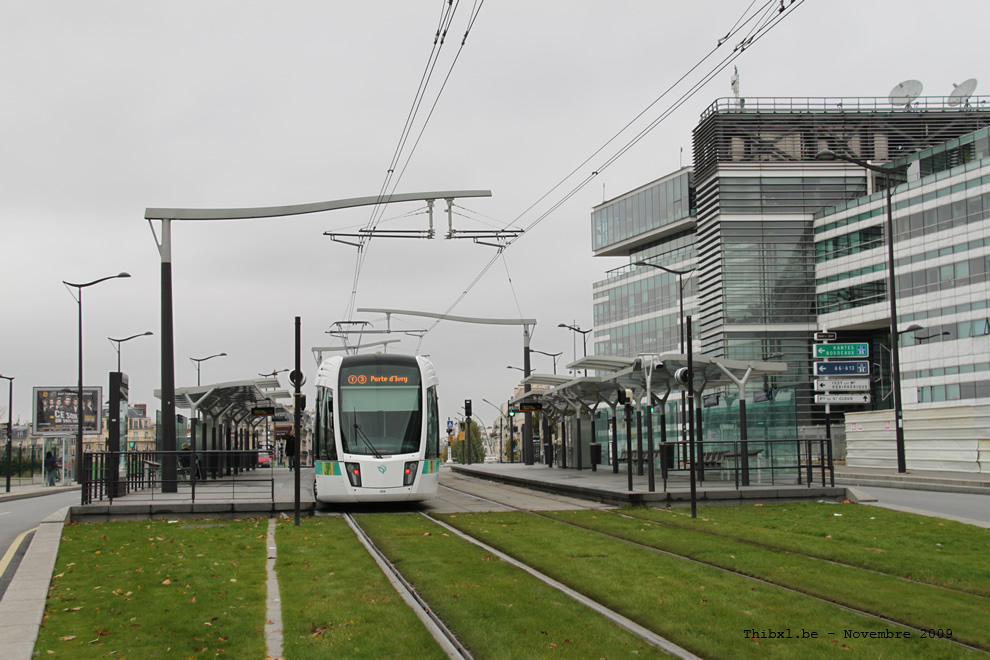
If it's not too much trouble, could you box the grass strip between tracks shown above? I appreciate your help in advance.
[544,508,988,651]
[358,512,672,659]
[437,511,981,659]
[275,516,446,659]
[36,519,268,658]
[621,501,989,597]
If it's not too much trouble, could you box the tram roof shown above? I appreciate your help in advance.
[155,377,292,425]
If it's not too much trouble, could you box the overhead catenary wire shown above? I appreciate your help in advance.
[343,0,486,321]
[412,0,805,340]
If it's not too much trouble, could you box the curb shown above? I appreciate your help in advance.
[0,506,70,660]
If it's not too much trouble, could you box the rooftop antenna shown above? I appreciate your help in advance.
[888,79,923,107]
[948,78,978,107]
[731,64,743,108]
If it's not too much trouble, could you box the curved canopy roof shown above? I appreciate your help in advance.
[510,353,787,415]
[155,377,292,425]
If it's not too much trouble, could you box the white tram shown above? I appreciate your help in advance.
[312,354,441,503]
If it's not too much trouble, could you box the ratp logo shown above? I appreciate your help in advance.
[378,465,387,474]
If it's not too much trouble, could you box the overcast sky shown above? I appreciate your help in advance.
[2,1,988,432]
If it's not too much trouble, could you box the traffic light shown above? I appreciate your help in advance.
[464,399,472,418]
[508,409,516,417]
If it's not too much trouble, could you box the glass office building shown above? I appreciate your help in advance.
[590,97,990,446]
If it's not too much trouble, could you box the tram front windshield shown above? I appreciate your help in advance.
[338,363,422,456]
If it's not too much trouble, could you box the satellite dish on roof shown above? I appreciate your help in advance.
[889,80,923,106]
[948,78,978,106]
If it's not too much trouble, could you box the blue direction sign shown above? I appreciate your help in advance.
[814,361,870,376]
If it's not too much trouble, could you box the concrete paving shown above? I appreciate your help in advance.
[1,462,986,659]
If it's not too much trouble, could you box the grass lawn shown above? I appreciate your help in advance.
[275,516,446,659]
[438,511,981,659]
[358,512,672,659]
[544,508,989,651]
[36,519,268,658]
[623,501,989,596]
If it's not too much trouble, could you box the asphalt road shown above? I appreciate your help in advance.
[0,491,79,598]
[855,485,990,527]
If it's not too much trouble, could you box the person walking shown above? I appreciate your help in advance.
[284,430,296,470]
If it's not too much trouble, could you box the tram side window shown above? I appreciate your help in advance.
[426,386,440,459]
[316,388,337,460]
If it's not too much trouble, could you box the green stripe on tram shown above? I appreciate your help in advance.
[315,461,342,476]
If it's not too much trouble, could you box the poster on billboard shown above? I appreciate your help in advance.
[33,386,103,436]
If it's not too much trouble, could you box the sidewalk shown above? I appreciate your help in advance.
[832,464,990,494]
[0,482,79,503]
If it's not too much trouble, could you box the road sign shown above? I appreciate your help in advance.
[814,343,869,358]
[814,361,870,376]
[815,393,871,404]
[446,420,454,430]
[814,331,838,341]
[814,378,871,392]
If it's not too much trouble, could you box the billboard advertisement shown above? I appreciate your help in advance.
[33,386,103,435]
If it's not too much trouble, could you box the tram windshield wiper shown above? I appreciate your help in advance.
[352,417,383,459]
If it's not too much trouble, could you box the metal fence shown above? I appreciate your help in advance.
[608,437,834,492]
[81,449,276,505]
[1,444,43,486]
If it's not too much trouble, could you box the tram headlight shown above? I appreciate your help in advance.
[403,461,418,487]
[345,462,362,487]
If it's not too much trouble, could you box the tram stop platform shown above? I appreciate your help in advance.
[449,461,849,507]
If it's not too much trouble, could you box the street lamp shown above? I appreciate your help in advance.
[529,349,562,374]
[632,261,696,354]
[816,148,909,473]
[191,353,227,386]
[63,272,131,482]
[108,331,154,373]
[558,323,592,375]
[259,368,289,379]
[1,373,12,493]
[634,260,697,445]
[482,398,508,462]
[506,365,525,373]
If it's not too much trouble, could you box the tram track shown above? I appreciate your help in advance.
[343,513,472,659]
[615,507,990,602]
[435,478,988,656]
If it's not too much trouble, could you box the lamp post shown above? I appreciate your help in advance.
[1,373,12,493]
[258,370,288,454]
[529,349,562,374]
[482,398,508,462]
[108,331,153,373]
[191,352,227,387]
[557,323,592,375]
[63,272,130,482]
[816,149,908,473]
[634,261,697,444]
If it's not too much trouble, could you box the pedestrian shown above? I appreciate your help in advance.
[45,451,57,487]
[284,430,296,470]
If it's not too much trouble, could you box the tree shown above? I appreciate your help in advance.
[454,419,485,463]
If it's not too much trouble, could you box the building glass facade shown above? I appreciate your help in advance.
[589,97,990,443]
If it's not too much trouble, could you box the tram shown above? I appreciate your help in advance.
[312,353,441,503]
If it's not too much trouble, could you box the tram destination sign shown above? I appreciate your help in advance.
[814,343,869,358]
[814,378,870,392]
[814,361,870,376]
[815,393,872,404]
